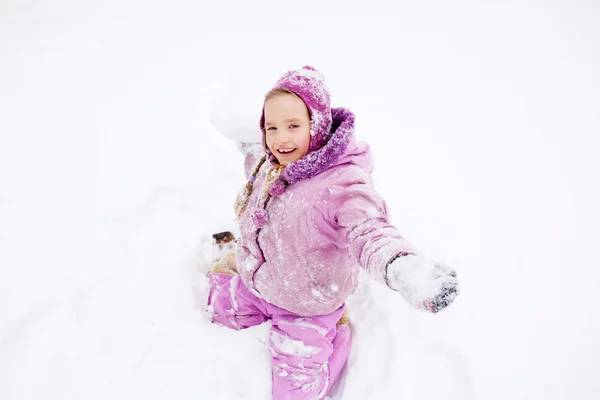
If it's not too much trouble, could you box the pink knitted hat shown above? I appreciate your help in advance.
[260,66,332,163]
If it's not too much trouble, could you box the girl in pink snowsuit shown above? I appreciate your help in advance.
[207,66,459,399]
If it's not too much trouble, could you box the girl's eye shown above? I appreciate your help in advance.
[266,127,276,131]
[289,124,299,129]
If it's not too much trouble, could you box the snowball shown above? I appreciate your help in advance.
[208,69,265,144]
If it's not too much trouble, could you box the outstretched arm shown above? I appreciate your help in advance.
[328,166,459,313]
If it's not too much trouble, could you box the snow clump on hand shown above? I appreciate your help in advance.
[387,255,459,313]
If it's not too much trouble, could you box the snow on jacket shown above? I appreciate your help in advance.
[236,107,418,316]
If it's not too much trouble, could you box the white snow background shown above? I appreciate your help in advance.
[1,1,599,399]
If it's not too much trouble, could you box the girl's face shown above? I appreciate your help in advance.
[264,93,311,166]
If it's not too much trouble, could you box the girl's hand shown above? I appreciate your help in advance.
[386,255,459,313]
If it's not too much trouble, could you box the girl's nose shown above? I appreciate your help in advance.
[274,131,291,144]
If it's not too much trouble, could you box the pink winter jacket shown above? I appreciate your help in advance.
[236,108,417,316]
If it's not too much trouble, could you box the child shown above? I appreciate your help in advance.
[207,66,459,399]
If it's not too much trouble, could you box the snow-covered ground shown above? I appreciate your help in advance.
[1,1,599,399]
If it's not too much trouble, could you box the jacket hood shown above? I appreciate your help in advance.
[260,66,332,159]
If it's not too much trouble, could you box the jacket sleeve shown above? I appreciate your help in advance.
[237,142,265,179]
[326,166,420,285]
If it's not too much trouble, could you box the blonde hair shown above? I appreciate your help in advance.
[234,154,267,219]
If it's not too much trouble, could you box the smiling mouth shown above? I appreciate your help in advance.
[277,148,297,156]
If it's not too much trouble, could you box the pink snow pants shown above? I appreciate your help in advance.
[208,272,352,400]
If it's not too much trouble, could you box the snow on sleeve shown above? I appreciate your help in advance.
[241,142,265,179]
[328,166,419,285]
